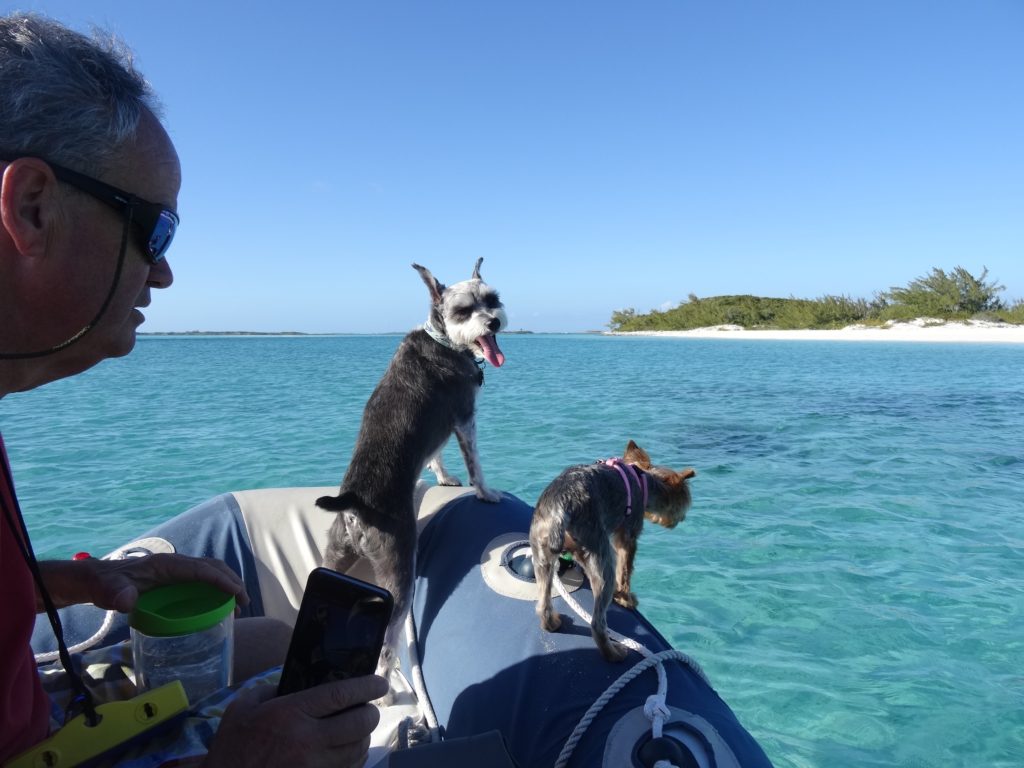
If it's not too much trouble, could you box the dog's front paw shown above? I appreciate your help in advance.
[475,486,502,503]
[613,590,638,609]
[438,477,463,487]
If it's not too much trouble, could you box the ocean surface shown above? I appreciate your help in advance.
[3,334,1022,767]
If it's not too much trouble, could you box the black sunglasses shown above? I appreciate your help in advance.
[49,161,178,263]
[1,155,178,263]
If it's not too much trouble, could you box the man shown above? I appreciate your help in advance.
[0,13,386,767]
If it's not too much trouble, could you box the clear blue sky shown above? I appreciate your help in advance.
[14,0,1024,332]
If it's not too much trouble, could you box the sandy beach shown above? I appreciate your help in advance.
[609,318,1024,344]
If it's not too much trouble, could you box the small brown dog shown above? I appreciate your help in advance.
[529,441,695,662]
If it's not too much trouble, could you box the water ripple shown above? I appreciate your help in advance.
[3,335,1024,767]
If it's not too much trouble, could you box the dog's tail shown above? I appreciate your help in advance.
[315,490,361,512]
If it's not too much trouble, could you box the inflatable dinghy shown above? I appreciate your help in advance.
[32,485,773,768]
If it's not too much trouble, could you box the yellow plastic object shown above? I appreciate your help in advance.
[6,681,189,768]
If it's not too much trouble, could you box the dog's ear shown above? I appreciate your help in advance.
[471,257,483,280]
[624,440,652,469]
[412,263,445,304]
[678,467,696,481]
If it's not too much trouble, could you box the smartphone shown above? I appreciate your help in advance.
[277,567,394,696]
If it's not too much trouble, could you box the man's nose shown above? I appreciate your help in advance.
[150,258,174,289]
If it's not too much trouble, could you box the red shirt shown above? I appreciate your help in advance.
[0,434,51,763]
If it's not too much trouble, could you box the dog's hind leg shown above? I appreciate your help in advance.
[581,542,629,662]
[611,529,639,609]
[529,514,562,632]
[378,582,411,682]
[322,512,362,574]
[426,449,462,487]
[365,527,417,681]
[454,417,500,503]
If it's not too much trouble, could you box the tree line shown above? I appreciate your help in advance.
[609,266,1024,332]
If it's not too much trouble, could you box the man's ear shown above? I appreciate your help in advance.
[0,158,60,258]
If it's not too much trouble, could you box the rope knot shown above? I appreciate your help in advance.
[644,692,671,724]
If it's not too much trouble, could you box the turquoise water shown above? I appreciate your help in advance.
[3,334,1023,767]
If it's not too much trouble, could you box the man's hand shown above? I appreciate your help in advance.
[204,675,389,768]
[37,554,249,612]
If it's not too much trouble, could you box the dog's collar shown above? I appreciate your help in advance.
[423,319,454,349]
[423,319,487,370]
[603,458,648,517]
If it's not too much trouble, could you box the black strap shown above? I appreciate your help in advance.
[0,440,99,725]
[0,204,131,360]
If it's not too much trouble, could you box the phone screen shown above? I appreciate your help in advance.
[277,567,394,696]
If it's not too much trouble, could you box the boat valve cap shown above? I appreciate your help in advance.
[637,736,699,768]
[507,552,535,580]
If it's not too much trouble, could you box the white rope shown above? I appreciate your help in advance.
[403,604,440,734]
[552,648,691,768]
[550,569,711,768]
[33,606,117,663]
[551,567,710,685]
[645,692,672,739]
[32,546,143,664]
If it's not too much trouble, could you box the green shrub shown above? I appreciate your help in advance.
[608,294,872,331]
[607,266,1021,331]
[996,300,1024,324]
[878,266,1005,317]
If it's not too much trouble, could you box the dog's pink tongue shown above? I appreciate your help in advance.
[478,334,505,367]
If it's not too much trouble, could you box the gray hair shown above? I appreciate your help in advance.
[0,12,161,174]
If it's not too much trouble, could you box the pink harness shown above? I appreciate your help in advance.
[604,458,648,517]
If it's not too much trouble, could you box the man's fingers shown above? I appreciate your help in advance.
[110,584,138,613]
[174,555,249,605]
[138,553,250,606]
[334,735,373,768]
[289,676,389,719]
[324,706,380,749]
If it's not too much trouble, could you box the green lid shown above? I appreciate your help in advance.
[129,582,235,637]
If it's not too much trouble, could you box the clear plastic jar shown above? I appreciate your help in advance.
[130,581,235,703]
